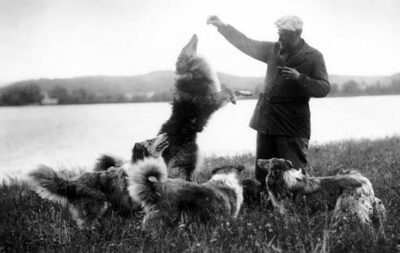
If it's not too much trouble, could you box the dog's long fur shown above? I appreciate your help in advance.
[128,157,244,229]
[29,164,131,228]
[29,134,169,228]
[158,34,238,181]
[258,158,386,238]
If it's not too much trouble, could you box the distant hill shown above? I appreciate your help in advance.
[0,71,399,105]
[4,70,399,93]
[0,80,9,87]
[29,70,176,97]
[0,71,265,102]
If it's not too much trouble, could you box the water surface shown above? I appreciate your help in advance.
[1,95,399,179]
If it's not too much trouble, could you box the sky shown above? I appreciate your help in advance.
[0,0,399,84]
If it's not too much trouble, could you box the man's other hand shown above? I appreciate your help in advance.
[279,67,301,81]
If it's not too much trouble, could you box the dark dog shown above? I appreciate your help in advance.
[159,34,251,181]
[258,158,386,238]
[29,134,169,228]
[128,157,244,229]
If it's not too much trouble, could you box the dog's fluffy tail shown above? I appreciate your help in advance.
[29,165,105,205]
[127,157,167,208]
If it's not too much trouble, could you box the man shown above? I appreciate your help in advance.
[207,15,330,187]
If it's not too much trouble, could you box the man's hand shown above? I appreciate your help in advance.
[207,15,225,28]
[278,66,301,81]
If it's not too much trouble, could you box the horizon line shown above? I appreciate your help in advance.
[1,69,399,86]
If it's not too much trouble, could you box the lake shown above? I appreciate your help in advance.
[1,95,400,179]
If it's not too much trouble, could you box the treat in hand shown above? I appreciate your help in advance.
[234,90,253,97]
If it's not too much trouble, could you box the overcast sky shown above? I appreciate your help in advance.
[1,0,399,83]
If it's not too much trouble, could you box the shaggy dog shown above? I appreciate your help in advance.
[257,158,386,237]
[127,156,244,229]
[158,34,251,181]
[28,134,169,228]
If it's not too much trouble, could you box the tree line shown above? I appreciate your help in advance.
[0,83,43,106]
[250,79,400,98]
[328,79,400,97]
[0,79,399,106]
[0,83,172,106]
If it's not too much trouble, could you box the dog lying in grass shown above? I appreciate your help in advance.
[28,134,169,228]
[159,34,251,181]
[128,156,244,229]
[257,158,386,238]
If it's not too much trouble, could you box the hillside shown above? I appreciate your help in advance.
[5,71,263,95]
[29,71,176,97]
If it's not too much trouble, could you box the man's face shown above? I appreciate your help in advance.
[278,29,301,51]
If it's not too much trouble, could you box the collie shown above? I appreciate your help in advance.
[28,134,169,228]
[159,34,250,181]
[128,157,244,229]
[258,158,386,238]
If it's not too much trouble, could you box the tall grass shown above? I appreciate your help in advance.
[1,137,399,252]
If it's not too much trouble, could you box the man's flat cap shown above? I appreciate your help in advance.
[275,15,303,31]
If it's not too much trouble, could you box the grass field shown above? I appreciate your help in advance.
[1,137,400,252]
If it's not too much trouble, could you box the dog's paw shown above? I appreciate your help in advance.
[226,88,237,104]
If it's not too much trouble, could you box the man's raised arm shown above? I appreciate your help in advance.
[207,15,274,63]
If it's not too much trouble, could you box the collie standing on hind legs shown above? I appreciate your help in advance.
[159,34,248,181]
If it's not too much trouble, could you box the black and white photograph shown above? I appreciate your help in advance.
[0,0,399,252]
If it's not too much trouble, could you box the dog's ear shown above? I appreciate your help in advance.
[257,159,271,173]
[131,143,146,162]
[151,133,169,157]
